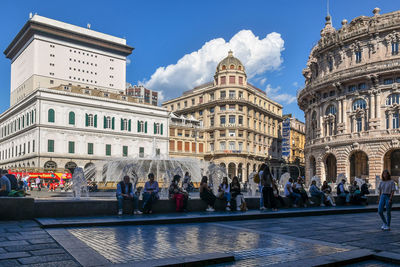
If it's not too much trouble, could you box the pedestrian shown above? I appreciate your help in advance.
[337,179,350,204]
[169,175,188,212]
[199,176,216,211]
[218,177,231,211]
[142,173,159,214]
[230,176,246,211]
[309,180,325,206]
[262,164,278,211]
[284,178,301,207]
[321,181,336,206]
[378,170,396,231]
[0,169,11,196]
[258,164,266,210]
[116,175,142,215]
[36,176,41,191]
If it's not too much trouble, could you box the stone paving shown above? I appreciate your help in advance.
[0,220,80,266]
[1,212,400,266]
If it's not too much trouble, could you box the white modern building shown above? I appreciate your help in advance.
[0,14,169,173]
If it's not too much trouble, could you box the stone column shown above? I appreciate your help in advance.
[370,93,375,119]
[376,92,381,120]
[338,100,342,123]
[342,99,347,132]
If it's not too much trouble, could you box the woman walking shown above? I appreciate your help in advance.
[378,170,396,231]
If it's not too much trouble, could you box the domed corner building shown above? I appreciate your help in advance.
[298,8,400,187]
[163,51,284,181]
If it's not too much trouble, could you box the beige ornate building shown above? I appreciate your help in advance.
[298,8,400,186]
[282,114,305,166]
[163,51,283,181]
[168,112,205,160]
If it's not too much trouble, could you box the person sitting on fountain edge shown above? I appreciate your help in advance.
[200,176,216,211]
[169,175,188,212]
[284,178,301,208]
[142,173,159,214]
[230,176,247,211]
[309,180,325,206]
[116,175,142,216]
[337,179,351,204]
[218,177,232,211]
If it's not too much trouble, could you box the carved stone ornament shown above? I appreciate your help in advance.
[352,142,360,150]
[391,139,400,147]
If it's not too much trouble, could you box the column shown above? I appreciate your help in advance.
[342,100,347,132]
[338,100,342,123]
[376,92,381,119]
[370,93,375,119]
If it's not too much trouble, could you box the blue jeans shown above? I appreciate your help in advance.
[224,192,231,203]
[259,185,264,207]
[289,192,301,205]
[311,192,325,203]
[378,194,392,226]
[142,192,159,212]
[339,192,350,203]
[117,195,139,211]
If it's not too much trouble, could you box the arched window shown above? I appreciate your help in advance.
[352,99,367,110]
[44,160,57,170]
[386,94,400,106]
[238,66,242,70]
[311,111,317,139]
[222,65,226,70]
[325,104,337,115]
[48,109,55,123]
[230,64,235,69]
[69,111,75,125]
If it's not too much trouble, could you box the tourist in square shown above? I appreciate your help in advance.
[230,176,247,211]
[35,176,42,191]
[218,177,231,211]
[262,164,278,211]
[378,170,396,231]
[258,164,266,210]
[0,169,11,197]
[350,180,362,204]
[3,170,18,191]
[272,178,285,208]
[284,178,301,208]
[294,177,314,207]
[116,175,142,216]
[309,180,325,206]
[142,173,159,214]
[169,175,188,212]
[337,179,350,204]
[199,176,216,212]
[321,181,335,206]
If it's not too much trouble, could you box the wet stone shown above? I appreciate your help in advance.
[17,254,72,265]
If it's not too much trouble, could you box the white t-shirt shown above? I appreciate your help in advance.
[284,181,293,196]
[220,183,230,193]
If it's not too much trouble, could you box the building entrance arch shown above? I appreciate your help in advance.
[325,154,337,183]
[350,151,369,183]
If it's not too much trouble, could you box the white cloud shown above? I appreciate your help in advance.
[126,58,131,66]
[260,78,267,86]
[142,30,284,100]
[292,81,298,87]
[265,84,297,105]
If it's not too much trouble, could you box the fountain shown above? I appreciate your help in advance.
[309,176,322,188]
[72,167,88,199]
[247,171,259,196]
[278,172,291,192]
[206,163,228,194]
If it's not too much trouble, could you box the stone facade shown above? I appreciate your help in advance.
[282,114,305,166]
[298,8,400,187]
[163,51,283,181]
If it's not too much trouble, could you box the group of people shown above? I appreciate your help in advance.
[0,169,22,196]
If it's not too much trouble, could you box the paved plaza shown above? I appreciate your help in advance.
[1,211,400,266]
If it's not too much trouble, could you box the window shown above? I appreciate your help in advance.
[229,130,235,137]
[48,109,55,123]
[199,110,203,116]
[210,117,214,127]
[229,76,235,84]
[154,123,163,135]
[220,115,226,125]
[184,101,187,107]
[123,146,128,157]
[356,118,362,132]
[238,105,243,111]
[392,42,399,55]
[229,142,235,150]
[220,142,226,150]
[384,78,394,85]
[139,147,144,158]
[229,104,235,110]
[355,51,362,63]
[210,143,214,151]
[199,96,203,103]
[220,131,225,137]
[106,144,111,156]
[386,94,400,105]
[86,114,96,127]
[156,148,160,156]
[238,142,243,151]
[393,113,399,129]
[68,141,75,154]
[239,131,243,137]
[88,143,94,155]
[348,85,356,92]
[325,105,337,115]
[358,83,366,90]
[220,91,226,99]
[229,115,235,124]
[48,140,54,152]
[68,112,75,125]
[352,99,367,110]
[220,76,226,85]
[328,59,333,72]
[386,113,390,129]
[138,121,147,133]
[210,107,214,113]
[229,90,235,99]
[239,77,243,85]
[191,98,195,105]
[121,119,128,131]
[220,105,226,111]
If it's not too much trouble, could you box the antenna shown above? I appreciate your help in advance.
[327,0,330,17]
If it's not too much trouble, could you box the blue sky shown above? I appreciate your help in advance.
[0,0,399,121]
